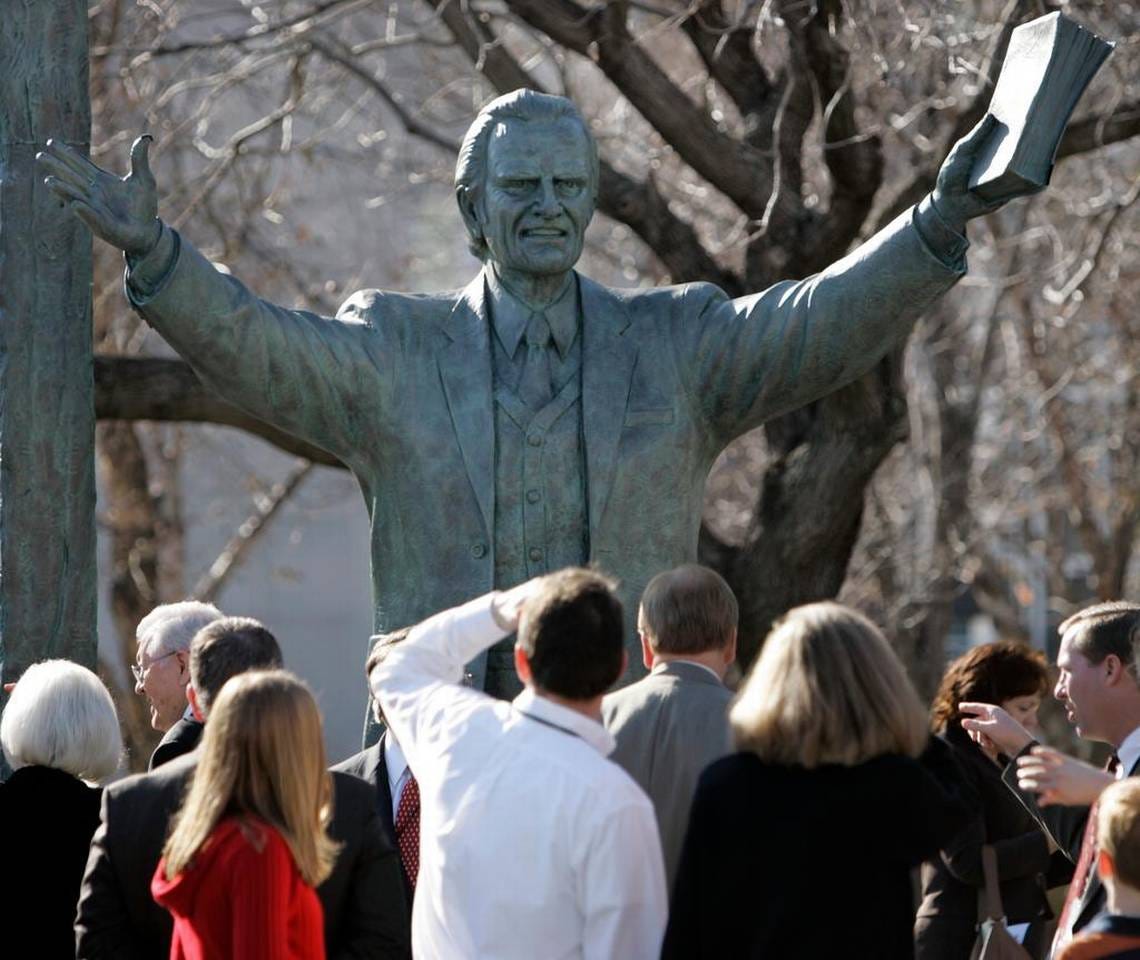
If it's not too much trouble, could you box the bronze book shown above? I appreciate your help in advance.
[969,12,1114,203]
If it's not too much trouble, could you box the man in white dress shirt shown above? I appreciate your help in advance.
[370,568,667,960]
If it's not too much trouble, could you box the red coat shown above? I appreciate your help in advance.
[152,816,325,960]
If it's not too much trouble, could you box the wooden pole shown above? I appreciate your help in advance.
[0,1,96,720]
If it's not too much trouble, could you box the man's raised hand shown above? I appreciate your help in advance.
[37,135,160,257]
[1016,745,1114,807]
[959,701,1035,759]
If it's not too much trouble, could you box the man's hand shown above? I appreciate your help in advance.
[1016,745,1114,807]
[490,578,546,633]
[930,114,1017,232]
[959,701,1035,758]
[37,135,161,257]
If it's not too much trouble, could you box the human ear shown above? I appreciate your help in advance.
[1097,848,1115,881]
[187,685,205,723]
[514,644,533,687]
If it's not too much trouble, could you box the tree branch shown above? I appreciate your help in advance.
[192,460,315,602]
[306,33,462,154]
[680,1,776,148]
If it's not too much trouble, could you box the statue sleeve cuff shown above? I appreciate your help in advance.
[124,223,180,306]
[914,195,968,273]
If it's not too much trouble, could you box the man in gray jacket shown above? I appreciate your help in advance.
[602,564,738,892]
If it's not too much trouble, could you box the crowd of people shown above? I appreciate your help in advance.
[5,567,1140,959]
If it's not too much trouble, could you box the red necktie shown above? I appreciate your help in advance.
[395,774,420,890]
[1052,754,1120,953]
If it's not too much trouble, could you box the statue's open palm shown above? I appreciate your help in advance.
[37,136,160,257]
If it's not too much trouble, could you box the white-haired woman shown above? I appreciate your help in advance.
[152,670,340,960]
[662,602,975,960]
[1,659,122,958]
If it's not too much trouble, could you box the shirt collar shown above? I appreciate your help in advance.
[383,732,409,787]
[512,687,615,757]
[485,267,579,360]
[650,659,725,684]
[1116,725,1140,777]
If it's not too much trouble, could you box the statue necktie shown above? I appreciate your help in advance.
[518,311,554,411]
[395,774,420,891]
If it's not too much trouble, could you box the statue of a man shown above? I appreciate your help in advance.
[40,90,1013,701]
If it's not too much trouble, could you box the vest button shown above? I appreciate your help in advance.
[527,434,542,447]
[528,547,543,562]
[470,543,487,559]
[526,489,541,504]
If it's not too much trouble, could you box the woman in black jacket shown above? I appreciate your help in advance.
[662,602,975,960]
[915,642,1067,960]
[0,660,122,959]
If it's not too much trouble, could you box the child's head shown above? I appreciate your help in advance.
[1096,779,1140,897]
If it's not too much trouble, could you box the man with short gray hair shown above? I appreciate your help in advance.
[77,616,410,960]
[132,600,222,769]
[602,564,738,892]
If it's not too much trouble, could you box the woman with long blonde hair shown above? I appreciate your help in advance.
[662,602,974,959]
[152,670,340,960]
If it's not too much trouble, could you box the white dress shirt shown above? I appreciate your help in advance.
[384,733,413,816]
[371,592,667,960]
[1116,725,1140,778]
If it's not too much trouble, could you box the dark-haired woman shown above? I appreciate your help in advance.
[915,641,1067,959]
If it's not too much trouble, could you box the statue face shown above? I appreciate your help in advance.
[476,117,595,277]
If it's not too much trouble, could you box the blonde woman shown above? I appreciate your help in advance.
[151,670,340,960]
[1,660,121,959]
[661,602,974,960]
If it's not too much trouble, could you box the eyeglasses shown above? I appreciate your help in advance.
[131,650,178,684]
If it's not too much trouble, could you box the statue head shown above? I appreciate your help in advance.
[455,89,599,277]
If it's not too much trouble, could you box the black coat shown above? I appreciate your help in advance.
[662,737,974,960]
[915,727,1068,960]
[331,734,415,909]
[147,715,203,771]
[75,751,411,960]
[0,765,103,960]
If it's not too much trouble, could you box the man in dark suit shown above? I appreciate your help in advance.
[131,600,222,770]
[333,628,416,909]
[76,617,410,960]
[962,602,1140,954]
[601,565,737,893]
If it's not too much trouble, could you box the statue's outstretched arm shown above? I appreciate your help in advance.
[672,115,1031,443]
[38,135,161,258]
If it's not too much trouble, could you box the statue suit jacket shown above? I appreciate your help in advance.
[75,752,411,960]
[1002,746,1140,939]
[601,660,733,894]
[331,733,415,909]
[127,207,963,688]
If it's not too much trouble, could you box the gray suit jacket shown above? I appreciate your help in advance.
[127,209,962,693]
[602,660,733,893]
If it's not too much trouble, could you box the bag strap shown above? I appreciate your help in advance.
[980,844,1005,922]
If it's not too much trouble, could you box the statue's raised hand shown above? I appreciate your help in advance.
[930,114,1015,233]
[37,135,160,257]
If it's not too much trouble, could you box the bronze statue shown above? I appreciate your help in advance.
[39,90,1017,708]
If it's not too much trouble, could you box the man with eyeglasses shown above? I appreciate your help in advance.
[132,601,222,769]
